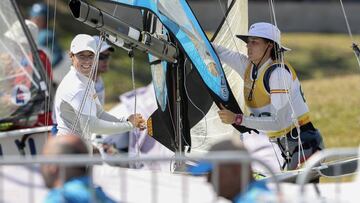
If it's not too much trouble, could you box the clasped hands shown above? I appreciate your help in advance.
[127,113,146,130]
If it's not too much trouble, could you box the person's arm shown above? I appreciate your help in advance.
[96,103,146,129]
[79,113,134,135]
[59,99,134,135]
[97,106,128,122]
[212,44,249,78]
[241,68,293,131]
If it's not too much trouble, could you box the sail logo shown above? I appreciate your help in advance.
[220,76,229,100]
[11,85,31,106]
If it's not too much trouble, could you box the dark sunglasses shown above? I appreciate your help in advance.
[99,54,111,60]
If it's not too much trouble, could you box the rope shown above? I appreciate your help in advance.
[268,0,307,170]
[71,33,103,139]
[339,0,360,69]
[216,0,243,55]
[182,59,208,149]
[129,52,141,162]
[214,0,287,170]
[45,0,58,127]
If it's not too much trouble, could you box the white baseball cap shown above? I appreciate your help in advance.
[93,36,114,53]
[4,20,39,44]
[70,34,97,54]
[236,22,290,51]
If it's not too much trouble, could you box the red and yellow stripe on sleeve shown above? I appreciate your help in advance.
[270,89,289,94]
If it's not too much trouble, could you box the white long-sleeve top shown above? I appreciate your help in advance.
[54,66,133,137]
[214,45,310,138]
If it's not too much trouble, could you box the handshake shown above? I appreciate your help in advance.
[127,113,146,130]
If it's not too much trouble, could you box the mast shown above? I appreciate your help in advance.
[142,12,187,167]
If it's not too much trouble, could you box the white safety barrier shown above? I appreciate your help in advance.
[0,152,281,203]
[295,148,359,203]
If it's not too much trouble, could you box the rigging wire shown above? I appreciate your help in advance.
[166,63,181,150]
[182,58,208,149]
[215,0,307,170]
[339,0,360,69]
[215,0,286,169]
[71,34,102,139]
[216,0,244,56]
[46,0,58,127]
[129,50,142,165]
[268,0,307,169]
[215,0,286,166]
[40,0,52,128]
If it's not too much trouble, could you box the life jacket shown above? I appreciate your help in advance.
[243,61,311,138]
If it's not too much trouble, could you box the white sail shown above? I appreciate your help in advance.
[0,0,48,131]
[190,0,248,154]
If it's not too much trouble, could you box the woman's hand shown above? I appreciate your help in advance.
[217,104,243,125]
[127,114,146,130]
[217,104,236,124]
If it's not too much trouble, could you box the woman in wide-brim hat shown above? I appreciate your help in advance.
[214,22,324,172]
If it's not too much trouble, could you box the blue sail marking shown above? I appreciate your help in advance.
[149,54,168,111]
[109,0,229,101]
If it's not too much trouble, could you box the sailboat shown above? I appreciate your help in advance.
[0,0,359,202]
[1,0,359,189]
[67,0,360,179]
[0,0,52,156]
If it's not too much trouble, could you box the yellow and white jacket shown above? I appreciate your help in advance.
[215,45,310,139]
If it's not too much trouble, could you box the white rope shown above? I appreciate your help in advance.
[183,59,208,149]
[46,0,58,127]
[216,0,243,55]
[130,54,141,161]
[339,0,360,70]
[71,35,103,139]
[213,0,287,169]
[268,0,307,169]
[339,0,354,42]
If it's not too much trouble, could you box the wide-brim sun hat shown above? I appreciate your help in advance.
[236,22,291,51]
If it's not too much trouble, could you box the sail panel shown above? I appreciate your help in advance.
[147,18,169,112]
[0,0,48,130]
[191,0,249,152]
[109,0,230,102]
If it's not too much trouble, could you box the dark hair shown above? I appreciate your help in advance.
[264,39,281,60]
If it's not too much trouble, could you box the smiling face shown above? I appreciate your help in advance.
[246,37,273,65]
[71,51,95,77]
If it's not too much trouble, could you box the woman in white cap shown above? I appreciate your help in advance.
[54,34,145,141]
[214,22,324,171]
